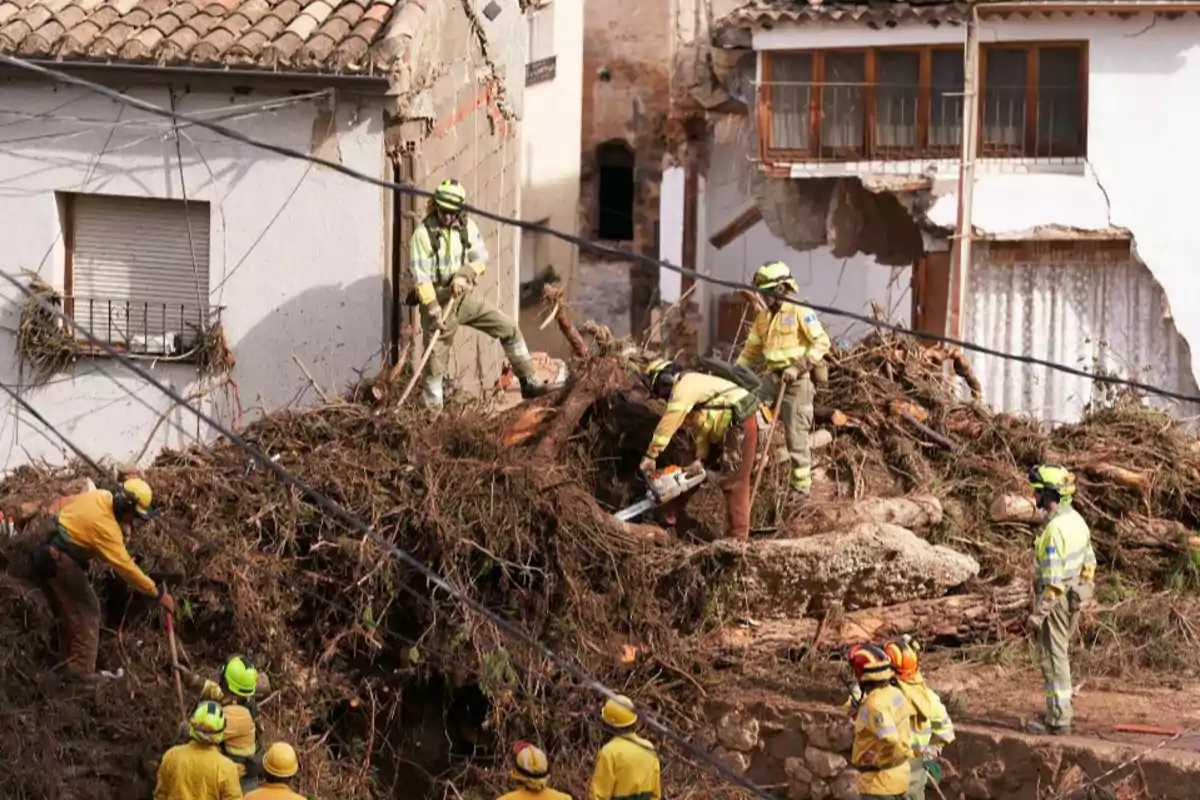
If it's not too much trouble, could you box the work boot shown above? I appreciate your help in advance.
[1026,718,1070,736]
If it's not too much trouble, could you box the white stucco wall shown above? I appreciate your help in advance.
[699,134,912,345]
[751,13,1200,400]
[0,82,387,470]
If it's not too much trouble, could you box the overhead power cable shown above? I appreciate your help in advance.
[0,268,781,800]
[1,53,1195,406]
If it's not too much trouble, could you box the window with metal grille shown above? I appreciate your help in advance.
[62,193,211,357]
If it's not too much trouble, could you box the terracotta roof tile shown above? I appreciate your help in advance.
[0,0,408,73]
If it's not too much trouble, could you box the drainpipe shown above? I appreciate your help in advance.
[389,147,418,365]
[948,3,981,340]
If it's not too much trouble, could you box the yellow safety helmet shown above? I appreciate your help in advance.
[1028,464,1076,500]
[601,695,638,729]
[219,655,259,699]
[848,643,895,684]
[189,700,227,744]
[433,179,467,212]
[121,477,155,520]
[511,741,550,788]
[753,260,795,292]
[641,358,680,398]
[262,742,299,779]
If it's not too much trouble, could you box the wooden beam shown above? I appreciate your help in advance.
[708,205,764,250]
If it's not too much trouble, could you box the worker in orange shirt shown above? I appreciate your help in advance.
[33,478,174,682]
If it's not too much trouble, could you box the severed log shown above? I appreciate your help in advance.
[542,284,587,360]
[781,494,944,537]
[989,494,1040,524]
[815,407,850,428]
[1082,462,1148,491]
[1115,517,1200,553]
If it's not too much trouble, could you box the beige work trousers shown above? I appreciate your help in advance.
[761,371,815,492]
[419,290,534,409]
[1036,591,1078,729]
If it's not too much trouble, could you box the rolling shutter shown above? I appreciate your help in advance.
[71,194,210,350]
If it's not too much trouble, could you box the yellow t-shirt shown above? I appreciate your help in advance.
[57,490,156,595]
[154,741,241,800]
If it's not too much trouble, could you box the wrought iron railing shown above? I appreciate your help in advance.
[65,296,209,358]
[761,81,1084,162]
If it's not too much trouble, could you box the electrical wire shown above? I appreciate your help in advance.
[0,379,106,475]
[0,268,781,799]
[0,53,1194,406]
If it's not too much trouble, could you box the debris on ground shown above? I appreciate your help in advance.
[0,298,1197,799]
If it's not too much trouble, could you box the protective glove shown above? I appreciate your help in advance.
[1025,612,1044,634]
[685,459,703,477]
[639,457,657,474]
[781,365,801,383]
[451,274,472,298]
[427,305,448,332]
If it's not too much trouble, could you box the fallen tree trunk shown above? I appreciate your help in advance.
[782,494,944,537]
[1115,517,1200,553]
[989,494,1040,523]
[705,522,980,618]
[721,581,1028,651]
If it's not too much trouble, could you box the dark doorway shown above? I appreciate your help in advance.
[597,140,635,241]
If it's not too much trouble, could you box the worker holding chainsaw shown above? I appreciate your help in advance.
[1026,465,1095,736]
[883,635,955,800]
[736,261,831,497]
[408,179,553,412]
[637,358,765,540]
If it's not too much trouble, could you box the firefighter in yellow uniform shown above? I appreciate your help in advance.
[155,701,243,800]
[35,478,174,681]
[883,636,955,800]
[736,261,830,496]
[177,656,264,790]
[591,695,662,800]
[848,644,914,800]
[409,179,552,411]
[1026,465,1095,736]
[638,359,763,540]
[244,743,306,800]
[497,742,573,800]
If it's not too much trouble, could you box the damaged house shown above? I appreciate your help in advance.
[670,0,1200,422]
[0,0,527,468]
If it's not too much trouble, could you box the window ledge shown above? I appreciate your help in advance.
[770,157,1086,180]
[526,55,557,86]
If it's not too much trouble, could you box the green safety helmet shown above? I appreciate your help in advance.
[753,260,796,293]
[190,700,227,744]
[219,654,259,699]
[433,179,467,212]
[1027,464,1076,500]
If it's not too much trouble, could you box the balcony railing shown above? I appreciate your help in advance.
[65,296,209,358]
[761,81,1084,163]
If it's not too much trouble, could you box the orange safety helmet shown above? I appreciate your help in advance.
[883,634,922,680]
[848,643,895,684]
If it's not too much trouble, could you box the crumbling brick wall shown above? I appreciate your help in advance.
[579,0,673,338]
[389,0,524,397]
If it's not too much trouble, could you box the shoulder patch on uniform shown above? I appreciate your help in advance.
[803,314,817,325]
[781,315,797,325]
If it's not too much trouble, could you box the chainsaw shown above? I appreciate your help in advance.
[614,465,708,522]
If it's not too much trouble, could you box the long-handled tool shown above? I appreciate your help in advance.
[748,380,787,512]
[614,465,708,522]
[164,594,187,723]
[396,299,459,408]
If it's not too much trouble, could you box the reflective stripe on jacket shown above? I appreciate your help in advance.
[736,301,831,373]
[646,373,754,460]
[1034,503,1095,596]
[898,679,955,749]
[851,685,914,797]
[591,733,661,800]
[409,217,487,305]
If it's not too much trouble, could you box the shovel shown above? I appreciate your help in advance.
[748,381,787,512]
[396,298,460,408]
[164,593,187,723]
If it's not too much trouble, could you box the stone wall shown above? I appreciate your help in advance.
[705,699,1200,799]
[579,0,672,337]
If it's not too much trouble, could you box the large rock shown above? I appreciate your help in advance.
[710,522,980,616]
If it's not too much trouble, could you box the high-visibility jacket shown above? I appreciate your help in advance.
[55,490,157,596]
[154,741,242,800]
[897,677,954,752]
[409,216,488,305]
[244,783,306,800]
[645,372,756,461]
[497,787,573,800]
[1033,502,1095,598]
[736,301,831,374]
[591,733,661,800]
[851,685,914,797]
